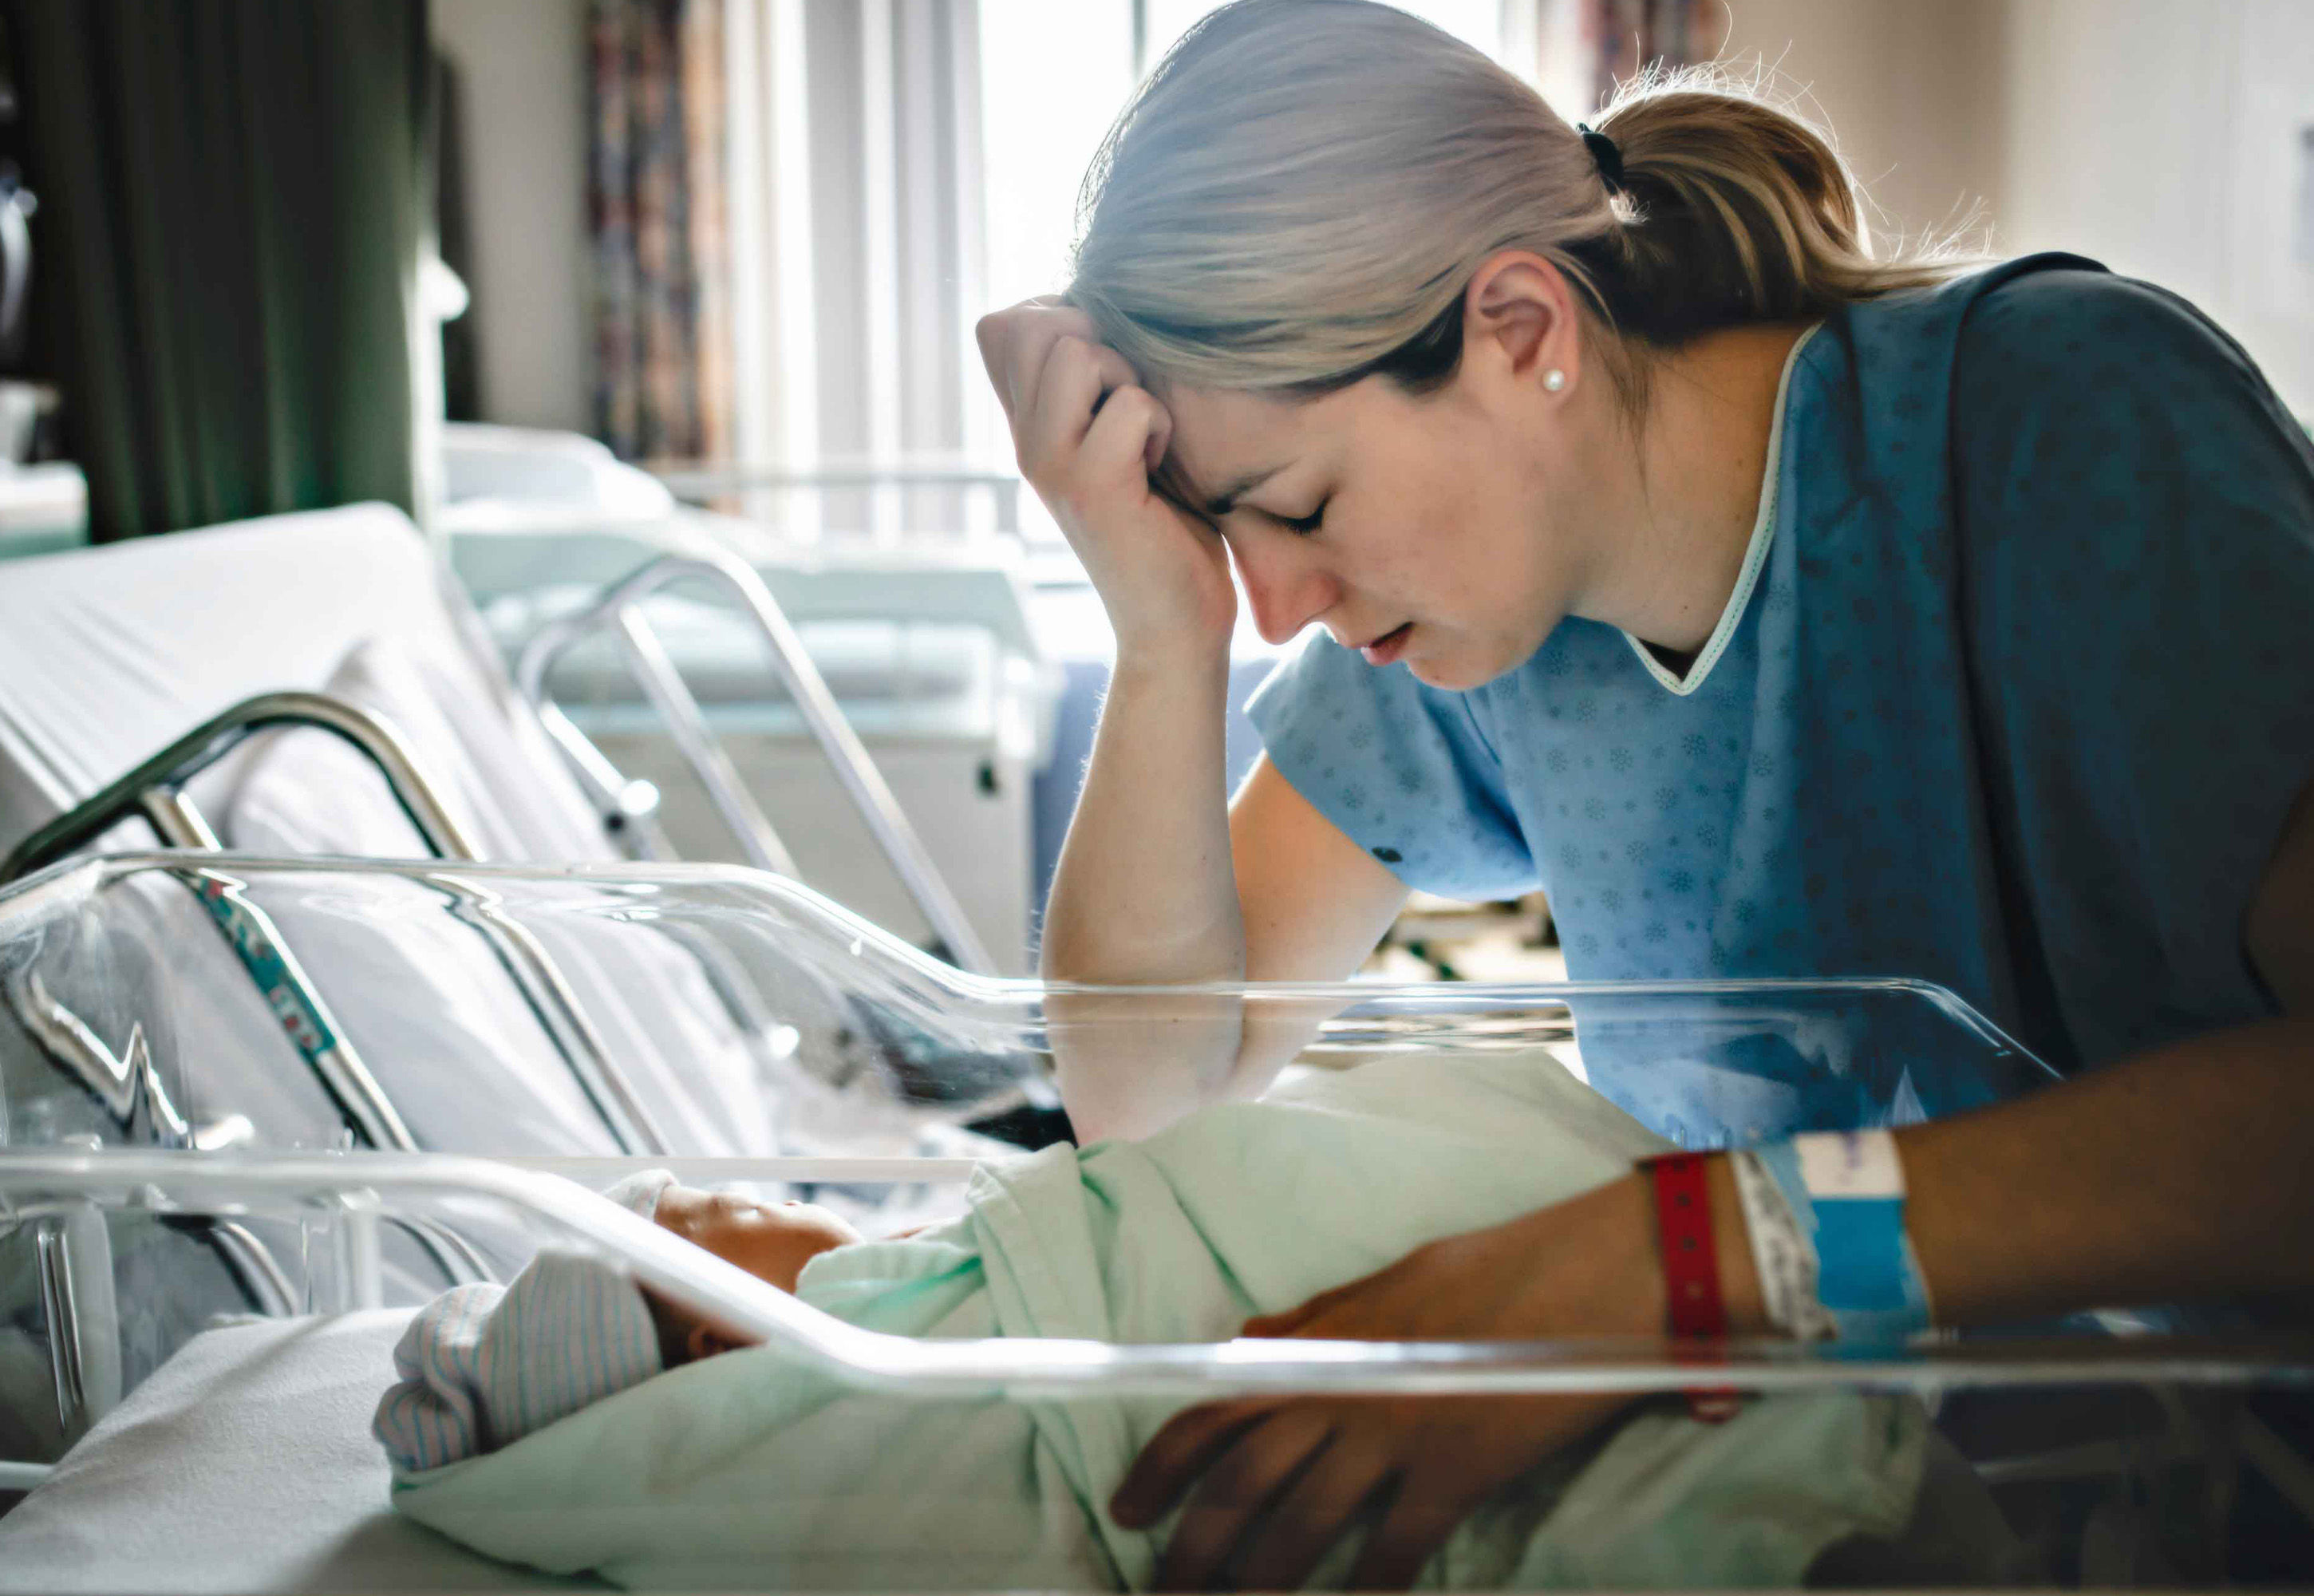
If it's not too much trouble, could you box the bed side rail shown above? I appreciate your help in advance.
[514,549,998,975]
[0,693,456,1152]
[6,1149,2312,1404]
[0,691,670,1158]
[0,690,478,884]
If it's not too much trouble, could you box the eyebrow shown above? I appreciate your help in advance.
[1200,463,1287,519]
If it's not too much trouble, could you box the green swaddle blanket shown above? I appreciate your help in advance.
[391,1053,1932,1588]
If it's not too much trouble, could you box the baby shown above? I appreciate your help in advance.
[373,1171,864,1470]
[377,1053,2015,1590]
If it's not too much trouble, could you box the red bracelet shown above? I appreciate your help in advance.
[1642,1152,1740,1423]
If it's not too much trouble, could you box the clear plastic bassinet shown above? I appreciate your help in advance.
[0,851,2307,1585]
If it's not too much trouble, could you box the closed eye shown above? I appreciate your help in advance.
[1273,502,1327,537]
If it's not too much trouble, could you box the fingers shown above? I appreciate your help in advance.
[1021,334,1142,480]
[973,301,1100,427]
[1139,389,1175,474]
[1238,1305,1313,1339]
[1230,1434,1397,1594]
[978,298,1163,513]
[1111,1401,1273,1531]
[1155,1407,1337,1592]
[1344,1489,1468,1592]
[1077,380,1173,494]
[1242,1279,1354,1339]
[1241,1262,1402,1341]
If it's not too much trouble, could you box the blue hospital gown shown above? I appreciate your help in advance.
[1247,254,2314,1092]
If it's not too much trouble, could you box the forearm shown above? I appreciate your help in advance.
[1892,1016,2314,1324]
[1041,646,1244,986]
[1690,1020,2314,1341]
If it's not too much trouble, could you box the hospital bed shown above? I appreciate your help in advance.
[0,496,1069,1156]
[0,500,1017,973]
[1,435,1058,966]
[442,424,1055,973]
[0,577,1072,1558]
[467,529,1044,974]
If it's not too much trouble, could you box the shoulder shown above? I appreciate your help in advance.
[1950,267,2314,659]
[1948,262,2310,525]
[1956,264,2263,398]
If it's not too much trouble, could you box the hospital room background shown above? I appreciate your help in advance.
[0,0,2310,982]
[0,0,2310,1589]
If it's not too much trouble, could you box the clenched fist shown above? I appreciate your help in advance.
[977,298,1237,660]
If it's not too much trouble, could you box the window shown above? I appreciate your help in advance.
[973,2,1512,548]
[724,2,1516,547]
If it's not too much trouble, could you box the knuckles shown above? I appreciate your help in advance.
[1101,383,1153,419]
[973,308,1025,374]
[975,302,1099,376]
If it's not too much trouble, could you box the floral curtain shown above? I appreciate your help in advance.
[589,0,733,463]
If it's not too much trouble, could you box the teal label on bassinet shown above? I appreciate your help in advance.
[195,876,342,1061]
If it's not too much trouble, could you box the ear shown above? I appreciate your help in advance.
[686,1321,741,1362]
[1462,251,1581,393]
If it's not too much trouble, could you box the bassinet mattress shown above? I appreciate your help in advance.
[0,1312,589,1592]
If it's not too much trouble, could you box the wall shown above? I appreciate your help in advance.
[1996,0,2313,412]
[1716,0,2309,412]
[438,0,2018,442]
[432,0,594,433]
[433,1,2309,429]
[1716,0,2008,253]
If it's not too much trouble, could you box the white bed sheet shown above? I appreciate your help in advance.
[0,1312,590,1592]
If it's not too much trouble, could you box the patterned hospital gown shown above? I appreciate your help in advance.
[1248,254,2314,1110]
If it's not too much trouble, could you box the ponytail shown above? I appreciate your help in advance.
[1576,67,1973,349]
[1068,1,1981,409]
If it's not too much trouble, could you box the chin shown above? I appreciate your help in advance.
[1407,662,1481,692]
[1407,648,1510,693]
[1410,618,1558,692]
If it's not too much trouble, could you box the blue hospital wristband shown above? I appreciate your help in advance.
[1755,1131,1934,1344]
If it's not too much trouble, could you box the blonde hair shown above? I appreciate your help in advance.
[1068,0,1977,407]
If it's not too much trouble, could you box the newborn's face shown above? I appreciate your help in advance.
[644,1187,863,1365]
[654,1187,863,1294]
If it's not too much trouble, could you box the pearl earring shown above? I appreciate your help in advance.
[1543,369,1567,393]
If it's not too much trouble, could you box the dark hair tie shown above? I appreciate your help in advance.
[1578,123,1625,196]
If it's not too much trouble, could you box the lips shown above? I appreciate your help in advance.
[1358,622,1413,666]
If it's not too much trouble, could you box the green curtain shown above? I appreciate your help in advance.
[12,0,430,541]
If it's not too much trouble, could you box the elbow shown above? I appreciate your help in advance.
[1035,916,1246,990]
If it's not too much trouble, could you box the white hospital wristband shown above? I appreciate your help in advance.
[1730,1150,1835,1341]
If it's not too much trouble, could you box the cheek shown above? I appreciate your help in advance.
[1339,404,1529,615]
[1348,458,1474,596]
[1433,417,1525,548]
[1401,467,1520,616]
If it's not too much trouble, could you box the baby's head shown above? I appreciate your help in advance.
[637,1183,862,1366]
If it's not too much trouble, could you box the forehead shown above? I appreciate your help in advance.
[1159,382,1344,504]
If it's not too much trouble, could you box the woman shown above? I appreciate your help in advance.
[977,0,2314,1586]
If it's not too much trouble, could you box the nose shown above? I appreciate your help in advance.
[1233,533,1342,647]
